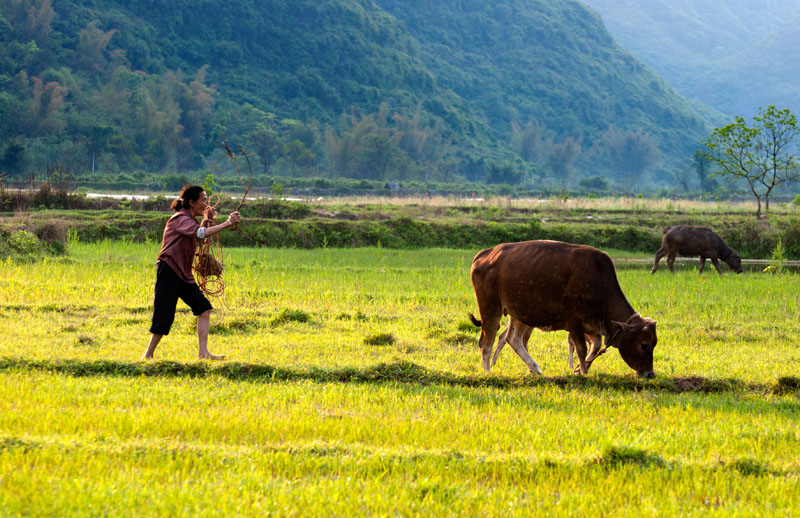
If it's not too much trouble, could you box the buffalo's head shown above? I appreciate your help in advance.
[611,314,657,378]
[725,250,743,274]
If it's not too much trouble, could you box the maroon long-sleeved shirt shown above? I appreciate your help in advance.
[157,209,201,284]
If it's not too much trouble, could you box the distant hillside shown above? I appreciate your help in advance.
[1,0,711,188]
[580,0,800,118]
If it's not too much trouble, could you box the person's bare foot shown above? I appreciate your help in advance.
[198,352,226,360]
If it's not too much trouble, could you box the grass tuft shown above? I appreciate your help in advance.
[269,308,311,327]
[725,458,771,476]
[775,376,800,394]
[364,332,396,346]
[443,332,474,346]
[457,320,478,333]
[596,446,667,468]
[211,318,263,334]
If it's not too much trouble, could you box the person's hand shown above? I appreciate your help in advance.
[227,211,241,227]
[204,206,217,221]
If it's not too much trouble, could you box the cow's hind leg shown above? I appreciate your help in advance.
[491,321,510,367]
[507,324,542,375]
[476,310,502,372]
[698,256,706,274]
[492,318,534,368]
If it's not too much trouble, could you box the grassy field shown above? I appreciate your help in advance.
[1,242,800,516]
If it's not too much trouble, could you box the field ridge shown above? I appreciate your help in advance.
[3,357,798,396]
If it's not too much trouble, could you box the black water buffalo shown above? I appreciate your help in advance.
[651,225,743,274]
[469,240,657,377]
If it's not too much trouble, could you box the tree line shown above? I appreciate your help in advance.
[2,0,797,204]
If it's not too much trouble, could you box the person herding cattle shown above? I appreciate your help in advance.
[469,240,658,378]
[651,225,743,275]
[142,185,241,361]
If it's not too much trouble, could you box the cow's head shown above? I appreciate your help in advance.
[611,314,657,378]
[725,251,744,274]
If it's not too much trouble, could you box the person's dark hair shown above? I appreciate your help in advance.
[171,185,205,211]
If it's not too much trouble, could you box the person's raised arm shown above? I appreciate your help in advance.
[201,211,241,239]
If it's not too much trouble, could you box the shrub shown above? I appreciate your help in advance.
[0,229,49,259]
[777,218,800,259]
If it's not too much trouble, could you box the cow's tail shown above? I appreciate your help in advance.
[467,312,482,328]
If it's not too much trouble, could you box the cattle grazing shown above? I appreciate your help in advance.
[490,316,608,373]
[651,225,743,275]
[469,240,657,377]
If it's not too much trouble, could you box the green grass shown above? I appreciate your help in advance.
[1,242,799,516]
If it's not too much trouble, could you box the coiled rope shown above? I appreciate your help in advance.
[193,194,226,301]
[191,142,251,306]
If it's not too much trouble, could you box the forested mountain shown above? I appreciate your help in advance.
[580,0,800,118]
[1,0,711,188]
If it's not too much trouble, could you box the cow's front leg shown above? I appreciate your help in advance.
[574,334,607,374]
[569,327,590,375]
[507,325,542,375]
[567,334,576,371]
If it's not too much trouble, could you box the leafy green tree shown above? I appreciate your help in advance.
[246,124,282,174]
[703,106,800,217]
[546,137,581,184]
[578,175,609,192]
[1,0,54,43]
[601,127,660,187]
[73,20,118,75]
[511,120,545,163]
[693,149,717,193]
[392,106,445,169]
[283,139,316,176]
[28,73,67,133]
[0,138,26,176]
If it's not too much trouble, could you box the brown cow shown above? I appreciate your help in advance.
[491,316,608,373]
[469,240,657,377]
[651,225,743,275]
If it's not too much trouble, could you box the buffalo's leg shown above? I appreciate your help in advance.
[506,323,542,375]
[698,256,706,273]
[651,247,666,273]
[710,257,723,274]
[667,252,677,273]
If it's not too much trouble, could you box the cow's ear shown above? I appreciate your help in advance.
[612,320,637,332]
